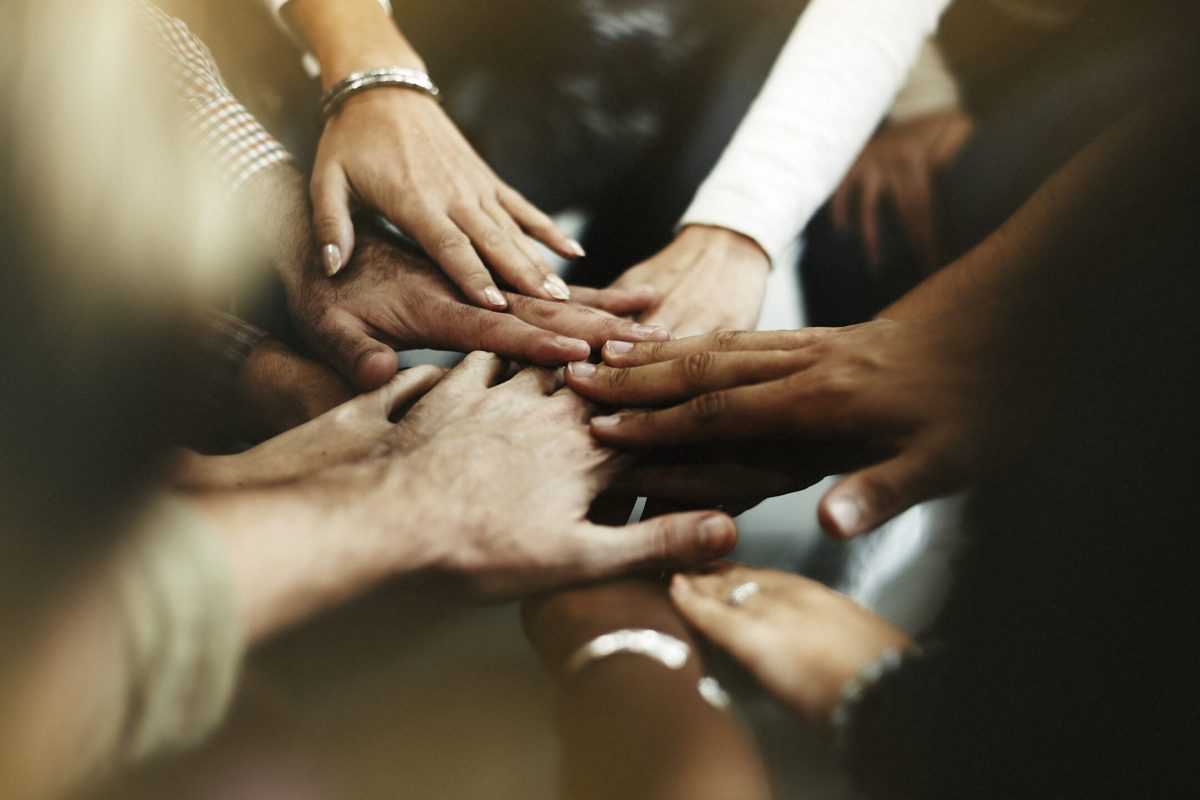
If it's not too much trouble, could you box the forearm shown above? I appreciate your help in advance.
[560,660,771,800]
[186,461,435,645]
[281,0,424,85]
[525,581,771,800]
[882,104,1176,320]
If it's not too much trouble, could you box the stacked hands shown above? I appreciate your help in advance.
[206,205,991,721]
[217,87,989,738]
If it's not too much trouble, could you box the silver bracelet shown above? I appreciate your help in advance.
[317,67,440,125]
[564,629,733,712]
[565,628,691,676]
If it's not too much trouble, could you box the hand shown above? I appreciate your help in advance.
[375,352,739,599]
[176,365,445,490]
[832,111,973,269]
[284,226,669,391]
[311,89,585,305]
[231,339,357,441]
[609,225,770,339]
[567,318,998,538]
[670,564,911,725]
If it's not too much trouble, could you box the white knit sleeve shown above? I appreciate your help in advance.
[678,0,951,264]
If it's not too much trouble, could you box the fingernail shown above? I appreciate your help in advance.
[827,496,866,537]
[670,573,691,593]
[591,415,622,429]
[632,324,671,341]
[604,340,634,356]
[484,287,507,308]
[567,361,596,378]
[555,336,590,356]
[698,515,734,551]
[543,274,571,301]
[566,239,587,259]
[321,243,342,277]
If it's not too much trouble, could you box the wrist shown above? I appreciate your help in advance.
[523,580,693,674]
[678,225,770,271]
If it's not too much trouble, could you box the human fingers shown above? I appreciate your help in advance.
[409,216,509,310]
[502,365,568,396]
[464,201,570,302]
[858,170,886,270]
[669,573,778,662]
[461,310,593,365]
[566,349,813,407]
[577,511,738,581]
[600,329,829,367]
[433,350,508,392]
[310,166,355,277]
[890,165,938,268]
[588,376,811,447]
[505,294,671,350]
[371,364,447,419]
[568,284,657,316]
[819,444,957,539]
[303,307,399,392]
[496,185,586,261]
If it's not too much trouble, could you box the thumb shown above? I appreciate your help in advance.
[307,309,398,392]
[311,169,355,277]
[372,364,446,418]
[818,449,946,539]
[587,511,738,577]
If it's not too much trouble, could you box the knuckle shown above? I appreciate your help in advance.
[605,365,632,388]
[687,391,727,421]
[436,230,472,253]
[680,351,715,386]
[482,228,509,249]
[311,211,345,234]
[714,329,743,350]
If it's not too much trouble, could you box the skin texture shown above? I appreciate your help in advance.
[521,580,773,800]
[609,225,771,339]
[832,111,974,269]
[569,319,998,538]
[287,0,583,302]
[670,563,911,726]
[283,225,669,391]
[228,339,356,441]
[194,352,741,643]
[175,364,446,490]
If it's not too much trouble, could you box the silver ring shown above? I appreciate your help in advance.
[728,581,761,607]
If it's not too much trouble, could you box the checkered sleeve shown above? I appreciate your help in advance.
[200,309,269,394]
[136,1,293,193]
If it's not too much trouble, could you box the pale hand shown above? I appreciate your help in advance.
[670,563,911,725]
[609,225,770,339]
[311,90,585,306]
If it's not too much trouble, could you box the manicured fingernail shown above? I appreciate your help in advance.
[566,239,587,259]
[604,340,634,356]
[543,274,571,301]
[567,361,596,378]
[827,496,866,536]
[698,515,734,550]
[591,415,622,429]
[632,324,671,341]
[484,287,507,308]
[321,243,342,277]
